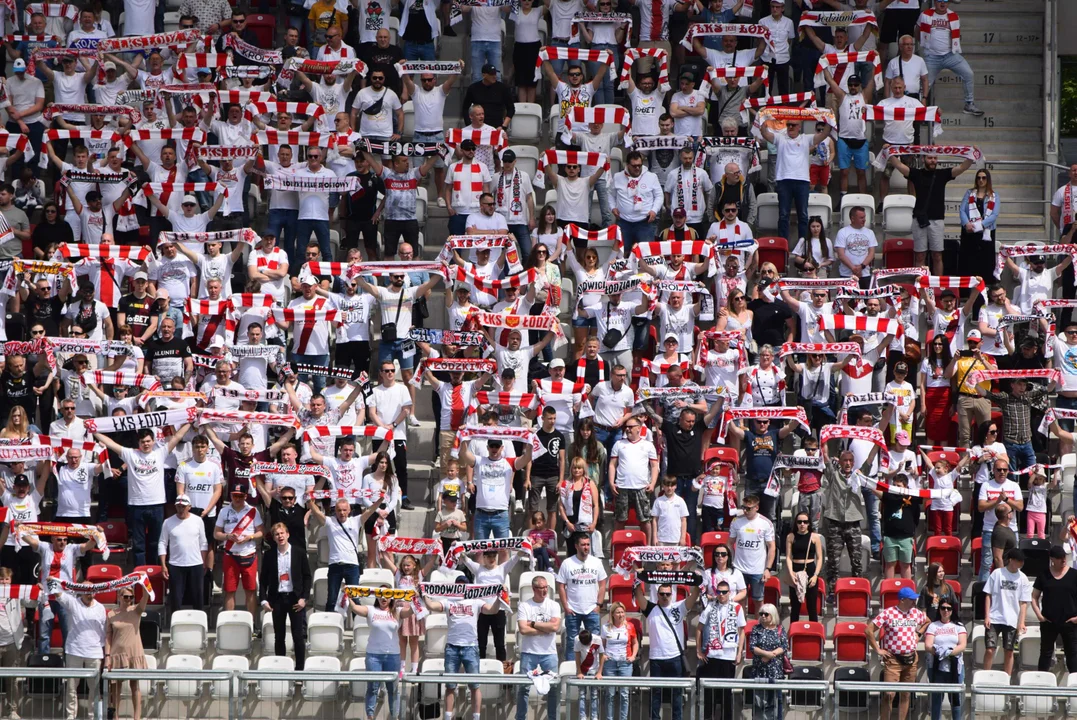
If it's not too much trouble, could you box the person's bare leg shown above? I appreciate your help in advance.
[224,591,236,611]
[884,561,896,579]
[897,690,911,720]
[881,691,894,720]
[856,169,867,194]
[574,327,588,358]
[913,251,927,271]
[983,647,995,670]
[931,251,943,276]
[245,587,258,616]
[840,168,849,194]
[1003,649,1015,675]
[131,683,142,720]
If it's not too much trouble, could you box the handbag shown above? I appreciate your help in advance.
[380,286,407,343]
[779,626,794,675]
[601,303,623,349]
[657,603,690,677]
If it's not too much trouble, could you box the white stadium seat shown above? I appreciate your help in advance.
[882,194,916,234]
[215,610,254,655]
[256,656,296,701]
[1018,671,1057,716]
[972,670,1011,714]
[302,656,342,701]
[210,655,249,700]
[164,654,203,700]
[510,104,544,143]
[841,193,876,227]
[307,612,345,655]
[169,610,208,653]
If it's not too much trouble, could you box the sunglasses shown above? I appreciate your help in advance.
[658,592,672,597]
[939,606,953,612]
[715,552,729,557]
[796,519,809,524]
[716,590,729,595]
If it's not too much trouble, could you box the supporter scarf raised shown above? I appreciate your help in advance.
[419,582,506,599]
[680,22,772,50]
[871,144,982,171]
[871,267,930,286]
[467,392,539,416]
[2,338,56,370]
[221,65,275,80]
[411,357,497,386]
[343,585,417,601]
[837,391,898,424]
[628,135,694,152]
[716,406,810,443]
[967,368,1061,387]
[635,385,716,404]
[140,390,206,402]
[351,260,448,277]
[618,47,670,92]
[196,145,260,160]
[123,127,207,147]
[533,149,609,189]
[263,174,362,193]
[16,522,107,559]
[220,32,283,65]
[561,106,632,146]
[363,140,444,157]
[408,328,486,347]
[225,344,283,359]
[772,454,825,472]
[996,244,1077,281]
[739,92,816,123]
[58,243,151,262]
[777,342,860,359]
[568,11,633,44]
[777,277,858,292]
[277,57,365,88]
[797,10,878,35]
[452,426,546,458]
[377,535,444,556]
[213,386,287,402]
[917,275,986,294]
[836,284,902,301]
[817,314,904,337]
[283,363,357,380]
[0,585,41,601]
[251,461,328,477]
[43,104,141,123]
[632,240,712,259]
[704,64,769,92]
[471,312,565,348]
[560,223,624,255]
[752,106,836,139]
[819,424,889,469]
[534,46,612,82]
[159,228,259,247]
[0,446,54,462]
[637,570,701,586]
[144,182,228,199]
[47,571,152,601]
[79,371,161,391]
[862,104,941,124]
[97,29,202,54]
[45,129,121,145]
[616,545,702,577]
[301,425,394,443]
[82,407,197,434]
[308,488,383,501]
[445,537,533,569]
[855,473,948,499]
[243,101,324,123]
[998,314,1050,328]
[444,127,508,151]
[440,235,522,273]
[394,60,463,75]
[813,51,880,89]
[197,409,300,429]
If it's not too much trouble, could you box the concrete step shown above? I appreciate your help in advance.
[955,14,1043,33]
[943,211,1046,227]
[968,168,1045,185]
[955,0,1045,13]
[959,42,1042,56]
[933,83,1043,101]
[939,55,1042,74]
[945,184,1044,202]
[937,111,1044,130]
[938,129,1043,145]
[945,199,1048,215]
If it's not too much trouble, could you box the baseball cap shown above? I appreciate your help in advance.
[894,361,909,373]
[134,270,149,281]
[12,474,29,486]
[481,63,497,75]
[672,208,687,219]
[664,333,679,344]
[680,71,695,82]
[181,194,198,206]
[895,430,911,446]
[441,490,458,501]
[501,149,516,163]
[939,288,956,298]
[549,358,566,369]
[1050,545,1068,559]
[966,329,982,341]
[487,439,503,448]
[12,59,25,72]
[299,272,317,286]
[460,139,477,151]
[175,494,192,506]
[1030,255,1046,264]
[897,586,919,601]
[231,482,249,496]
[103,61,117,71]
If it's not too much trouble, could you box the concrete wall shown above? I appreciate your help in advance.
[1061,2,1077,55]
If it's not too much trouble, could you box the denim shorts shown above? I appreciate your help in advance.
[572,315,597,328]
[836,137,869,170]
[445,643,481,689]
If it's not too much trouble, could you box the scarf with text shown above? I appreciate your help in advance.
[716,405,810,443]
[996,244,1077,281]
[97,29,202,54]
[451,426,545,458]
[0,446,54,462]
[221,65,275,80]
[412,357,498,386]
[752,106,836,139]
[363,140,444,157]
[15,522,107,559]
[616,545,702,577]
[82,407,197,434]
[918,7,961,53]
[534,149,609,189]
[213,386,287,403]
[79,371,161,391]
[472,312,565,347]
[445,537,533,569]
[777,277,858,293]
[637,570,701,586]
[835,284,903,302]
[871,144,981,171]
[561,105,632,146]
[739,92,816,123]
[408,328,487,347]
[220,32,283,65]
[777,341,861,359]
[680,22,772,50]
[441,235,522,273]
[159,228,259,247]
[47,571,152,601]
[966,368,1061,387]
[618,47,670,92]
[43,103,141,123]
[264,174,361,193]
[251,462,328,477]
[276,57,365,88]
[197,409,301,429]
[419,582,506,600]
[568,11,633,44]
[798,10,877,35]
[394,60,463,75]
[352,260,448,277]
[196,145,261,160]
[343,585,417,602]
[377,535,444,557]
[837,391,898,424]
[628,135,694,152]
[534,46,613,82]
[966,191,997,237]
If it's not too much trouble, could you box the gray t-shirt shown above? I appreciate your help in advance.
[0,206,28,258]
[991,524,1017,555]
[7,75,45,123]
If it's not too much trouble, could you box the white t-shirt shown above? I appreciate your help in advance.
[877,95,923,144]
[120,445,168,506]
[469,4,503,41]
[729,514,774,575]
[355,86,402,138]
[884,54,928,96]
[1016,266,1057,315]
[473,454,514,511]
[56,463,94,518]
[366,607,401,654]
[325,514,363,565]
[296,165,338,220]
[837,92,867,140]
[1054,336,1077,392]
[979,479,1022,533]
[175,458,224,516]
[774,132,812,182]
[57,594,106,659]
[610,437,657,490]
[214,503,263,557]
[2,490,39,545]
[445,598,487,647]
[670,90,706,136]
[601,622,634,661]
[833,225,878,278]
[978,303,1009,355]
[984,566,1032,628]
[412,85,448,133]
[372,382,412,441]
[926,620,965,673]
[644,599,687,660]
[629,88,666,136]
[556,553,608,614]
[589,382,635,427]
[158,513,209,566]
[517,597,562,655]
[651,493,689,543]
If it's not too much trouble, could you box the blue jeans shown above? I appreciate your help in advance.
[594,426,621,502]
[288,351,329,394]
[473,509,510,540]
[925,52,976,104]
[616,218,656,255]
[296,218,331,264]
[588,43,618,106]
[38,598,67,654]
[470,40,502,83]
[742,572,765,603]
[777,178,810,241]
[325,563,360,612]
[564,610,600,658]
[127,503,164,567]
[1005,441,1036,472]
[753,678,783,720]
[509,224,531,259]
[516,653,559,720]
[649,657,684,720]
[365,651,401,717]
[267,208,299,268]
[405,41,435,61]
[376,338,417,372]
[594,178,612,227]
[579,672,600,719]
[675,474,700,543]
[603,658,633,720]
[861,488,882,554]
[444,644,480,689]
[979,528,994,583]
[929,662,963,720]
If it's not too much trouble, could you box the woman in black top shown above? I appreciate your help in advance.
[784,512,823,622]
[1032,545,1077,672]
[917,562,958,623]
[30,201,72,258]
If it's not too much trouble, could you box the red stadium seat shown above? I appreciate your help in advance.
[879,578,917,609]
[971,537,983,576]
[245,14,276,47]
[86,565,123,604]
[703,446,739,467]
[611,530,646,566]
[132,565,165,605]
[756,237,788,273]
[788,621,825,663]
[884,237,914,268]
[626,616,643,643]
[926,536,962,576]
[946,579,962,597]
[763,576,782,607]
[100,521,127,545]
[608,574,639,612]
[834,577,871,618]
[700,532,730,565]
[625,506,641,529]
[832,622,868,664]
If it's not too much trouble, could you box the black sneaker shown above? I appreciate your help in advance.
[402,497,415,511]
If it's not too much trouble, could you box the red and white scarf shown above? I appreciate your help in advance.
[213,386,287,403]
[560,223,624,255]
[23,2,76,27]
[618,47,670,92]
[276,57,365,89]
[559,479,597,527]
[798,10,877,34]
[967,368,1061,387]
[534,46,612,82]
[0,585,41,601]
[444,537,534,569]
[46,103,138,124]
[632,240,711,260]
[251,130,338,148]
[197,409,301,429]
[716,406,809,443]
[82,407,197,435]
[45,129,121,145]
[123,127,206,148]
[48,571,153,601]
[377,535,444,556]
[778,342,861,359]
[813,50,880,89]
[862,104,940,123]
[917,275,986,294]
[223,508,257,553]
[79,371,161,391]
[452,426,545,458]
[472,312,564,346]
[561,106,632,145]
[871,143,981,171]
[160,228,259,247]
[615,545,702,577]
[58,243,151,262]
[196,145,260,160]
[394,60,463,75]
[680,22,772,50]
[144,182,227,201]
[220,32,283,65]
[0,446,53,462]
[996,244,1077,281]
[444,127,508,151]
[857,473,948,499]
[97,29,203,54]
[411,357,497,387]
[534,149,609,189]
[243,101,324,123]
[15,521,107,559]
[300,425,394,443]
[819,424,890,469]
[752,106,836,139]
[467,391,540,417]
[568,11,633,44]
[704,64,769,93]
[777,277,858,292]
[966,191,997,236]
[251,461,328,477]
[176,53,230,70]
[818,314,904,337]
[919,7,961,54]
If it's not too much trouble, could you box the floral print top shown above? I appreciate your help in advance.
[749,624,789,680]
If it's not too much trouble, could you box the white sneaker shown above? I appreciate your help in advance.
[437,197,447,208]
[514,499,524,513]
[407,415,421,428]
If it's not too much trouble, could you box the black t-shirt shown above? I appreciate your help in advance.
[144,336,190,383]
[881,493,921,539]
[663,419,704,477]
[907,167,955,221]
[23,294,63,336]
[358,43,405,94]
[532,428,565,477]
[571,357,603,388]
[991,524,1018,554]
[747,298,793,349]
[1033,567,1077,625]
[402,0,432,43]
[0,370,36,417]
[342,170,383,223]
[118,294,157,338]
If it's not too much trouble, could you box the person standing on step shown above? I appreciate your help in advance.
[918,0,984,117]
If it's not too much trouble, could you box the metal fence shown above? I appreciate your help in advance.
[7,668,1077,720]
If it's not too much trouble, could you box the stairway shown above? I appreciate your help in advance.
[932,0,1048,243]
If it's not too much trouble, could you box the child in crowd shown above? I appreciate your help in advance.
[651,476,689,545]
[1025,467,1054,539]
[920,448,971,537]
[574,628,603,720]
[433,491,467,556]
[527,511,557,571]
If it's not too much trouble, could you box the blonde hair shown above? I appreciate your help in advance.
[758,603,780,626]
[608,601,626,621]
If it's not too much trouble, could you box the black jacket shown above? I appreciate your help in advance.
[259,543,312,604]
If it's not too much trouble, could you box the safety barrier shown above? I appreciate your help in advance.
[3,667,1074,719]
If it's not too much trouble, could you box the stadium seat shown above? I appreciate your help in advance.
[608,574,639,612]
[245,14,275,47]
[970,624,986,665]
[925,536,962,576]
[1018,671,1057,716]
[971,537,983,577]
[742,619,759,660]
[881,194,916,234]
[215,611,254,655]
[510,103,544,143]
[1018,625,1041,668]
[518,571,556,605]
[255,656,295,701]
[416,187,428,226]
[559,660,579,701]
[347,657,368,701]
[419,658,445,703]
[313,567,329,609]
[131,565,165,607]
[479,658,505,701]
[548,107,560,145]
[700,532,731,564]
[402,101,415,138]
[302,656,341,701]
[834,577,871,619]
[972,670,1011,713]
[307,612,345,655]
[832,622,868,664]
[787,622,825,664]
[879,578,916,609]
[756,193,779,230]
[425,613,448,657]
[756,237,788,273]
[840,193,875,227]
[611,529,646,565]
[833,666,869,710]
[506,145,540,180]
[168,610,208,653]
[609,146,623,176]
[86,565,122,604]
[807,192,832,229]
[762,576,782,608]
[139,610,161,652]
[163,655,204,700]
[352,614,370,654]
[1021,538,1051,579]
[883,237,915,269]
[210,655,249,700]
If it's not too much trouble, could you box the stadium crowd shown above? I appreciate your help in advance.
[0,0,1070,719]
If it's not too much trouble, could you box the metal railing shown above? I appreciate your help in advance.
[971,681,1077,716]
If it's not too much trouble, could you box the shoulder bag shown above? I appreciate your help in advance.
[380,287,406,343]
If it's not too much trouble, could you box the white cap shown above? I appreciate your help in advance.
[181,194,198,205]
[966,329,982,341]
[175,494,192,506]
[549,358,566,369]
[103,61,117,71]
[12,59,25,72]
[299,272,317,286]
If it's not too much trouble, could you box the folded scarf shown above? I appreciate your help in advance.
[615,545,702,577]
[533,149,609,189]
[872,144,982,171]
[618,47,670,92]
[83,407,197,434]
[680,22,772,50]
[408,328,486,346]
[778,341,861,359]
[561,105,632,146]
[534,46,612,82]
[263,174,362,193]
[568,11,633,44]
[300,425,394,442]
[817,314,904,337]
[251,461,328,476]
[445,537,533,569]
[220,32,283,65]
[377,535,444,556]
[813,50,880,89]
[394,60,463,75]
[917,275,986,294]
[48,571,152,601]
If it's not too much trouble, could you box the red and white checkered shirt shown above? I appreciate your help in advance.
[872,605,929,655]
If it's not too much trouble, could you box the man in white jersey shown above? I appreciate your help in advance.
[625,73,667,137]
[401,69,459,204]
[461,437,534,541]
[515,575,561,720]
[247,233,290,305]
[877,77,924,200]
[918,0,983,117]
[158,494,210,611]
[833,206,877,285]
[822,70,870,195]
[759,115,831,245]
[884,35,928,100]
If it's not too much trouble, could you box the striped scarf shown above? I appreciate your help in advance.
[918,8,961,54]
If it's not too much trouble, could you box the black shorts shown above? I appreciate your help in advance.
[880,8,920,44]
